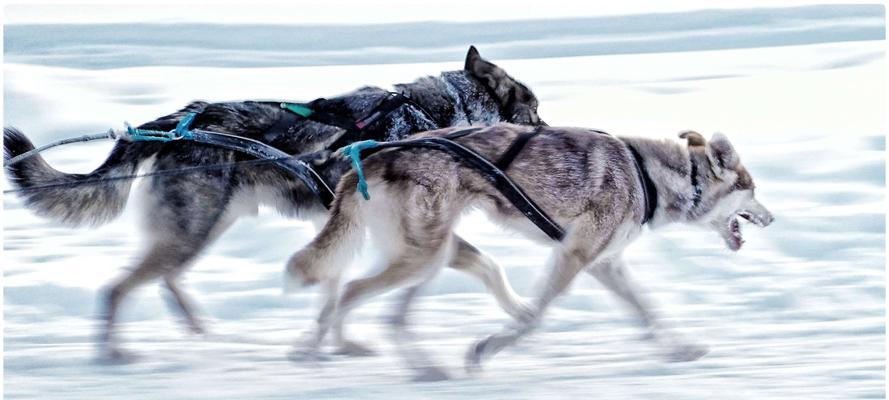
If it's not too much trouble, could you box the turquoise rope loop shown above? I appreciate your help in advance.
[125,112,197,142]
[125,123,177,141]
[280,102,314,118]
[338,140,380,200]
[174,112,197,139]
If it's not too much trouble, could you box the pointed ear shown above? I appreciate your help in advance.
[463,46,511,104]
[705,132,739,179]
[678,130,707,148]
[464,45,480,71]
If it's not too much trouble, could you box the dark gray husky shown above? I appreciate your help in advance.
[4,46,544,359]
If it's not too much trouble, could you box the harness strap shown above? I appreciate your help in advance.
[494,127,541,170]
[187,128,335,208]
[278,93,438,153]
[279,92,437,133]
[339,131,565,242]
[280,101,360,132]
[261,107,303,143]
[355,93,409,129]
[4,131,117,167]
[137,112,336,208]
[441,127,484,140]
[626,144,658,225]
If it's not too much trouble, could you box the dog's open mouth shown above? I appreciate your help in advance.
[726,212,755,251]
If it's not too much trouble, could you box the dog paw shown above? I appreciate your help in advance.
[188,323,207,336]
[464,337,490,374]
[96,346,140,365]
[333,340,376,357]
[412,366,451,382]
[666,342,710,362]
[287,347,330,362]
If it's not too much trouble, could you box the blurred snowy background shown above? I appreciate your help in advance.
[3,2,885,399]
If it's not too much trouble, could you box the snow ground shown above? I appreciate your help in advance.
[3,6,886,399]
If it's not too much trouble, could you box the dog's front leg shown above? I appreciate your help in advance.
[466,224,606,372]
[587,257,708,362]
[448,235,533,321]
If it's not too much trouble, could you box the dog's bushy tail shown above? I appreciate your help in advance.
[286,173,366,287]
[4,127,146,226]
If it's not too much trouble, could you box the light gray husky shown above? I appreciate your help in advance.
[287,124,774,380]
[4,47,542,360]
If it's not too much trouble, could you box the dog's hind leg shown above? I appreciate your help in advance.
[324,202,454,379]
[101,231,223,360]
[306,271,377,358]
[99,151,236,360]
[328,242,452,380]
[388,269,451,382]
[328,235,523,358]
[160,212,237,336]
[100,245,170,360]
[162,271,206,335]
[290,255,432,361]
[388,235,460,382]
[587,257,708,362]
[448,235,532,321]
[330,285,377,357]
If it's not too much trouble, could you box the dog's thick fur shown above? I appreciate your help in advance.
[3,47,543,359]
[288,124,774,380]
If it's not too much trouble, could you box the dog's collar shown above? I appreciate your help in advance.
[626,144,658,225]
[689,156,703,209]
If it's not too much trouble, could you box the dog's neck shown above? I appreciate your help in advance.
[394,71,502,127]
[619,136,706,227]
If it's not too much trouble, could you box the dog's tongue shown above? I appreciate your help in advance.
[730,218,744,248]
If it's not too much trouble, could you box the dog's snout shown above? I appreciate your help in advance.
[763,213,775,227]
[752,211,774,227]
[748,199,774,227]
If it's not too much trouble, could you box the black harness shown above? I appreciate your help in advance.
[626,144,658,225]
[358,127,566,241]
[262,92,437,150]
[345,127,660,242]
[494,127,541,170]
[689,157,703,208]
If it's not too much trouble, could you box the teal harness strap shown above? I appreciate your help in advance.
[174,112,196,139]
[338,140,381,200]
[125,112,197,142]
[280,102,314,118]
[125,123,177,141]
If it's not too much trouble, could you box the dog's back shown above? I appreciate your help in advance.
[363,124,643,228]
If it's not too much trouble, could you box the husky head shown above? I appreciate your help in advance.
[680,131,774,251]
[463,46,544,126]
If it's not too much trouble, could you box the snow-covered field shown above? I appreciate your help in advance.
[3,5,885,399]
